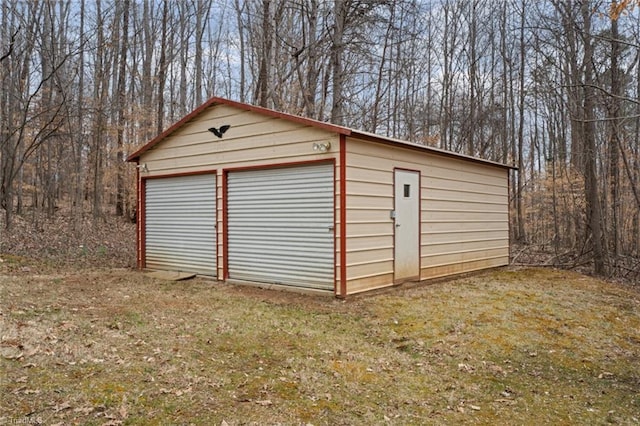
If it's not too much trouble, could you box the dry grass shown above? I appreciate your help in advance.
[0,261,639,425]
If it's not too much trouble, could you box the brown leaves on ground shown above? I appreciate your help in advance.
[1,212,135,273]
[0,212,639,423]
[0,264,639,424]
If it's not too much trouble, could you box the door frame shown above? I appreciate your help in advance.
[141,171,218,275]
[393,168,421,284]
[222,159,337,291]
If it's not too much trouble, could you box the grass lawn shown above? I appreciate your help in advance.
[1,263,639,425]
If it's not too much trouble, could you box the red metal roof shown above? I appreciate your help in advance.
[126,96,514,170]
[126,97,351,161]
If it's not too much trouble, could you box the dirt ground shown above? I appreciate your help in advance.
[1,258,639,425]
[1,213,639,424]
[0,212,137,272]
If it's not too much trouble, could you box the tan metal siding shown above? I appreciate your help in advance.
[141,104,337,175]
[137,103,343,289]
[137,101,509,294]
[345,137,509,294]
[343,148,394,290]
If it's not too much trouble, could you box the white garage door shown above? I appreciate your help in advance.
[145,174,216,275]
[227,164,334,290]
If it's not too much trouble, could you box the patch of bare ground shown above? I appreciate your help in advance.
[0,263,639,425]
[1,211,136,274]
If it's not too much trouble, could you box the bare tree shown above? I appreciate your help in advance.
[115,0,130,217]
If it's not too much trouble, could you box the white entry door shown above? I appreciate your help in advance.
[394,170,420,282]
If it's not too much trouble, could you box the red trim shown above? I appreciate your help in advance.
[392,167,421,284]
[135,161,141,269]
[126,96,351,162]
[139,173,146,269]
[140,170,217,272]
[332,161,337,295]
[350,131,515,171]
[508,168,513,262]
[339,135,347,297]
[418,172,422,281]
[126,96,513,172]
[222,170,229,280]
[221,158,334,174]
[223,158,336,286]
[140,170,215,180]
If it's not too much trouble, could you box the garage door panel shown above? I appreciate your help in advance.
[227,164,334,290]
[145,174,216,276]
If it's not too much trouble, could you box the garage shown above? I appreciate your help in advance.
[128,96,512,296]
[227,163,334,290]
[144,174,217,275]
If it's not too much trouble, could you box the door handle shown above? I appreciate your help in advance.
[395,223,401,228]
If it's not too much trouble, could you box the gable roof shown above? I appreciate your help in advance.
[126,96,515,170]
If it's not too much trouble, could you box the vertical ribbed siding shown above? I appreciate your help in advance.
[145,174,216,275]
[227,164,334,290]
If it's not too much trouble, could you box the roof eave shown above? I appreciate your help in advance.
[349,130,517,170]
[126,97,351,162]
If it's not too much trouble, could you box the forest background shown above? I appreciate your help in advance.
[1,0,640,280]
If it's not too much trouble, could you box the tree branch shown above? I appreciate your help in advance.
[0,27,20,62]
[563,83,640,105]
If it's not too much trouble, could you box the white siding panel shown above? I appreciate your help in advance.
[227,164,334,290]
[145,174,216,275]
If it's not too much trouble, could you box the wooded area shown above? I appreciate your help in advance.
[1,0,639,279]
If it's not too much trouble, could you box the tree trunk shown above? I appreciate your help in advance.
[608,11,621,258]
[156,0,169,136]
[116,0,130,217]
[330,0,346,125]
[581,2,605,275]
[516,0,527,243]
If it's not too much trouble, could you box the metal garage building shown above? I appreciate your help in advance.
[127,97,512,296]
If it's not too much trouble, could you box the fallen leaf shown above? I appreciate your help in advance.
[119,404,128,419]
[73,406,94,414]
[4,351,24,360]
[458,363,474,372]
[54,401,72,412]
[25,346,40,357]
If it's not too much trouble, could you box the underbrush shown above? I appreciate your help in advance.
[1,210,135,272]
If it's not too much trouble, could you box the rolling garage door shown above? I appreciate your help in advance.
[145,174,216,275]
[227,164,334,290]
